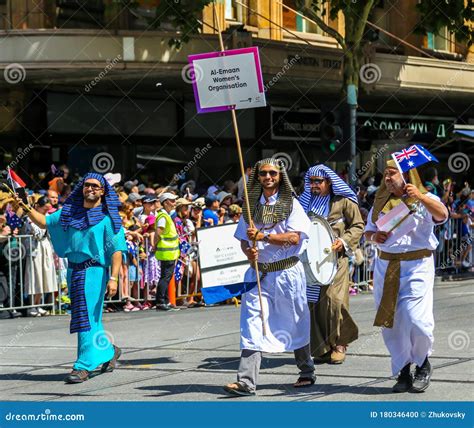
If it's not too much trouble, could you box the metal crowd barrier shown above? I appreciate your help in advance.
[434,217,473,276]
[1,224,471,316]
[0,235,58,314]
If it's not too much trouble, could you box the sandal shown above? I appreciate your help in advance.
[223,382,256,396]
[293,377,316,388]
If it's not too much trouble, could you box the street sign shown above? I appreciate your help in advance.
[188,47,266,114]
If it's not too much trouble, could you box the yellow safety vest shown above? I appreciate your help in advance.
[155,210,180,261]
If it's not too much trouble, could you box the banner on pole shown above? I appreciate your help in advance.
[188,47,266,114]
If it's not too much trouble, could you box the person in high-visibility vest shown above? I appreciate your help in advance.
[153,192,180,311]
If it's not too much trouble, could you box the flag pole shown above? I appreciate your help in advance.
[212,1,266,336]
[391,153,407,186]
[4,168,32,213]
[1,182,31,213]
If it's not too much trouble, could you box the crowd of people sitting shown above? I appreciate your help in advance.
[0,163,472,319]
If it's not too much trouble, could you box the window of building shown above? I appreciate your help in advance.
[371,4,391,47]
[427,27,451,51]
[56,0,105,28]
[0,0,7,30]
[225,0,236,19]
[225,0,248,23]
[282,0,325,35]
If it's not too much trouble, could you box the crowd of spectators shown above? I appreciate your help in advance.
[0,163,472,319]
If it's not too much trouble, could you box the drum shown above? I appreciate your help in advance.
[302,214,338,286]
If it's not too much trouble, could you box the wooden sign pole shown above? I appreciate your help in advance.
[212,1,267,336]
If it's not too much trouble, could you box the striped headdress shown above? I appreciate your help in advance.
[59,172,122,233]
[299,165,358,217]
[242,158,295,225]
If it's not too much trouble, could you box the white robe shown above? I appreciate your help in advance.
[235,194,311,353]
[365,193,445,374]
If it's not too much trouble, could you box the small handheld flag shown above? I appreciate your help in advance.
[7,168,28,204]
[174,259,184,282]
[391,144,439,173]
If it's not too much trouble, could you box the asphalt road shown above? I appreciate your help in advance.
[0,279,472,402]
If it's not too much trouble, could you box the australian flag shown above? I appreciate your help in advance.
[174,259,184,282]
[392,144,438,173]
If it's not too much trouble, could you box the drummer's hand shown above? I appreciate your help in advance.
[245,247,258,262]
[373,231,390,244]
[331,238,344,253]
[247,227,261,241]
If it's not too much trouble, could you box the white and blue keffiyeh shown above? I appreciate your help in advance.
[299,165,358,302]
[299,165,358,216]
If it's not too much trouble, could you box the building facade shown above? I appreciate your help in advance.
[0,0,472,187]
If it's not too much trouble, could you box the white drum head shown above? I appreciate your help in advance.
[303,215,338,286]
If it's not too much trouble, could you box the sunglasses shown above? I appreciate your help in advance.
[259,170,279,177]
[309,178,325,184]
[83,182,103,190]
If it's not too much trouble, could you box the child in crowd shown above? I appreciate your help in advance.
[124,226,143,312]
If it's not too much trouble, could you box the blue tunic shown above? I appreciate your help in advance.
[46,209,127,371]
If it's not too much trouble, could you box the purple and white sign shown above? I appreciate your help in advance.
[188,47,266,114]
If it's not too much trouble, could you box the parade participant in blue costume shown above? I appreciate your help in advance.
[21,172,127,384]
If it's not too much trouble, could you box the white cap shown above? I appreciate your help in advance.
[104,172,121,186]
[159,192,178,203]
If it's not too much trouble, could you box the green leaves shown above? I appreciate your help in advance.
[152,0,213,48]
[415,0,473,46]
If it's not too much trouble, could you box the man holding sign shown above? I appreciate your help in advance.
[364,156,448,393]
[223,158,315,396]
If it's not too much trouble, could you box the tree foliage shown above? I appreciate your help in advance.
[151,0,473,90]
[416,0,473,46]
[154,0,213,48]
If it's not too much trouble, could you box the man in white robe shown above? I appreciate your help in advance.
[223,158,315,396]
[364,160,448,393]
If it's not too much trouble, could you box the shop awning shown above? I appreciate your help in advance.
[453,125,474,141]
[454,129,474,138]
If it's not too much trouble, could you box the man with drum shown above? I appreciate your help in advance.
[299,165,364,364]
[223,158,316,396]
[364,160,448,392]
